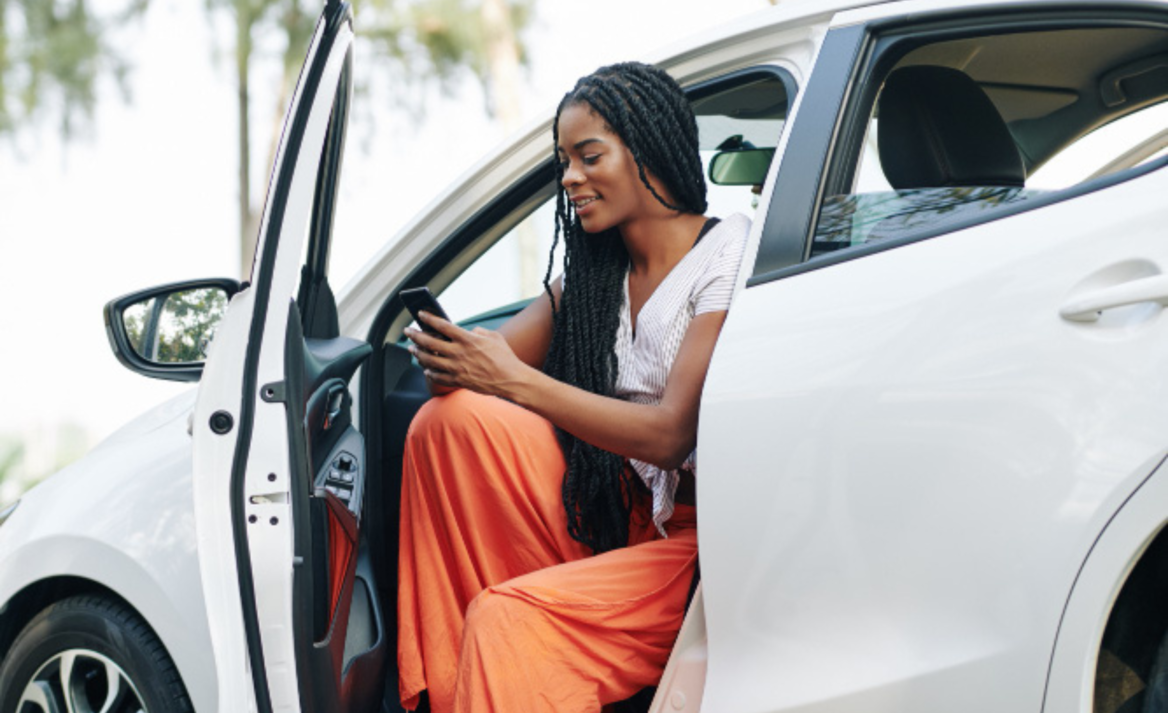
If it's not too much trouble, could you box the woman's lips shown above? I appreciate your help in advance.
[573,196,599,215]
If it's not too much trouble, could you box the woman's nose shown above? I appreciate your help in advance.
[561,163,584,188]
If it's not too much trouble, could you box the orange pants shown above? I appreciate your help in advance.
[398,390,698,713]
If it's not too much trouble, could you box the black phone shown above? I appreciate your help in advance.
[399,287,452,340]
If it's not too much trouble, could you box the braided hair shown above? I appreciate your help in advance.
[542,62,708,554]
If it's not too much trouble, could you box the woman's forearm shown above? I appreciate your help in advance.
[501,366,694,470]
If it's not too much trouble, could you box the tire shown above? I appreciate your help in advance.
[0,594,192,713]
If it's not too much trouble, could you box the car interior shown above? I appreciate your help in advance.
[354,67,792,713]
[812,25,1168,257]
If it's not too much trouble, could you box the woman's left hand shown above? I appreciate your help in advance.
[405,311,532,397]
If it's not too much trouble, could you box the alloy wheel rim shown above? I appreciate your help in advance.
[17,649,146,713]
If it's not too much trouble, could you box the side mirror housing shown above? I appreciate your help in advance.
[708,147,776,186]
[104,278,242,382]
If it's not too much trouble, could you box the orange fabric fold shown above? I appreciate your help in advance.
[398,390,697,713]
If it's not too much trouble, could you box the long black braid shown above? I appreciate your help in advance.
[541,62,708,554]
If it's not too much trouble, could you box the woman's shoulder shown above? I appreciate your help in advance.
[701,212,752,259]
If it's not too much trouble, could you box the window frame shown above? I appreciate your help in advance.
[364,63,801,351]
[748,3,1168,288]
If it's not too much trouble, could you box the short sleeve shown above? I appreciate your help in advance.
[691,217,750,316]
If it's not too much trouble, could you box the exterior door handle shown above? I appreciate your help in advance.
[1060,273,1168,322]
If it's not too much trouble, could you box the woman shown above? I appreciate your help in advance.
[398,61,751,713]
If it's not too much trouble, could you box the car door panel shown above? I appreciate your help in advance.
[191,5,358,711]
[699,165,1168,713]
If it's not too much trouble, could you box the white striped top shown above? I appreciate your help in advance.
[614,212,752,535]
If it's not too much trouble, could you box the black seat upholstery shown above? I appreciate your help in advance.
[878,65,1025,189]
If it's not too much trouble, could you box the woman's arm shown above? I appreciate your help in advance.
[407,308,727,471]
[495,275,561,370]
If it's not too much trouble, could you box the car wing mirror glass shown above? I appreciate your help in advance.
[708,147,776,186]
[104,278,242,382]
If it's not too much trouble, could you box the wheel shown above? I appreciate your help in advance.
[0,594,192,713]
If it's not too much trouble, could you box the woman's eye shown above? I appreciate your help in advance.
[557,160,570,171]
[583,154,600,165]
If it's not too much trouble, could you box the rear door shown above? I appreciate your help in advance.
[698,4,1168,712]
[190,2,379,712]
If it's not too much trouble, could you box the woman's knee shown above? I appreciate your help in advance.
[463,588,537,646]
[406,389,503,444]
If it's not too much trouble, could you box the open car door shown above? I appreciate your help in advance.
[191,2,385,711]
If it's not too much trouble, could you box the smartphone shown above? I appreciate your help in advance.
[399,287,452,340]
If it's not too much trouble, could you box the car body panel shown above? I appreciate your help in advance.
[0,389,217,713]
[1046,459,1168,713]
[699,152,1168,712]
[191,11,355,711]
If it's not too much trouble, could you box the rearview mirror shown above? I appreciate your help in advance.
[708,147,776,186]
[104,278,241,382]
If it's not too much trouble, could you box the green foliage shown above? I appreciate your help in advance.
[0,436,23,486]
[124,288,229,364]
[357,0,534,102]
[0,0,141,139]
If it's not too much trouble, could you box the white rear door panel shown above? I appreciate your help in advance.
[699,168,1168,713]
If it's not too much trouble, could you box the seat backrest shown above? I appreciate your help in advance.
[878,65,1025,190]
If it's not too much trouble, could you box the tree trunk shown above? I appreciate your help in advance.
[237,8,257,279]
[481,0,541,296]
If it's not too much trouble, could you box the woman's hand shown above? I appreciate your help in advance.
[405,311,533,398]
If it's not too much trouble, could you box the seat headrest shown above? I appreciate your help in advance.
[877,65,1025,190]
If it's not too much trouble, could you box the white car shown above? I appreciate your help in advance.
[3,0,1168,711]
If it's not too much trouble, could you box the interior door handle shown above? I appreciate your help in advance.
[1060,273,1168,323]
[323,384,346,430]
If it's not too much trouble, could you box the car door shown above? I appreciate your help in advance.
[190,3,381,712]
[698,3,1168,713]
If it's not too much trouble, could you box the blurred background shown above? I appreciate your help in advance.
[0,0,780,501]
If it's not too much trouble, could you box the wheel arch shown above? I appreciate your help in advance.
[0,537,218,712]
[1045,457,1168,713]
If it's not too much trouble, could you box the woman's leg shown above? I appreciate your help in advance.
[398,390,591,712]
[454,510,698,713]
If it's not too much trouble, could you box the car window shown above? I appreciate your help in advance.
[808,25,1168,260]
[439,199,560,323]
[433,69,791,325]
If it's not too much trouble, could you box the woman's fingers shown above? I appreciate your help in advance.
[410,343,456,372]
[424,368,459,387]
[417,311,463,341]
[407,327,448,355]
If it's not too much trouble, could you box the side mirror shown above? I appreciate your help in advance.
[104,278,241,382]
[708,147,776,186]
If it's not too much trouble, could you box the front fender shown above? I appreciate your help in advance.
[0,390,217,712]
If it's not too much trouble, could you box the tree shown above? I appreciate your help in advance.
[2,0,532,280]
[217,0,535,277]
[0,437,23,490]
[0,0,142,139]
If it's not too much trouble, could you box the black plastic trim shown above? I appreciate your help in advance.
[751,25,867,279]
[227,3,351,712]
[747,4,1168,288]
[686,65,798,113]
[103,278,241,383]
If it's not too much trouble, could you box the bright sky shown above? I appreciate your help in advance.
[0,0,773,451]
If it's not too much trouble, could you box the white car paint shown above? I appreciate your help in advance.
[697,156,1168,712]
[192,17,355,711]
[2,0,1167,711]
[0,389,219,713]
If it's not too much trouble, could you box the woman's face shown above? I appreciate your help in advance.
[556,102,669,233]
